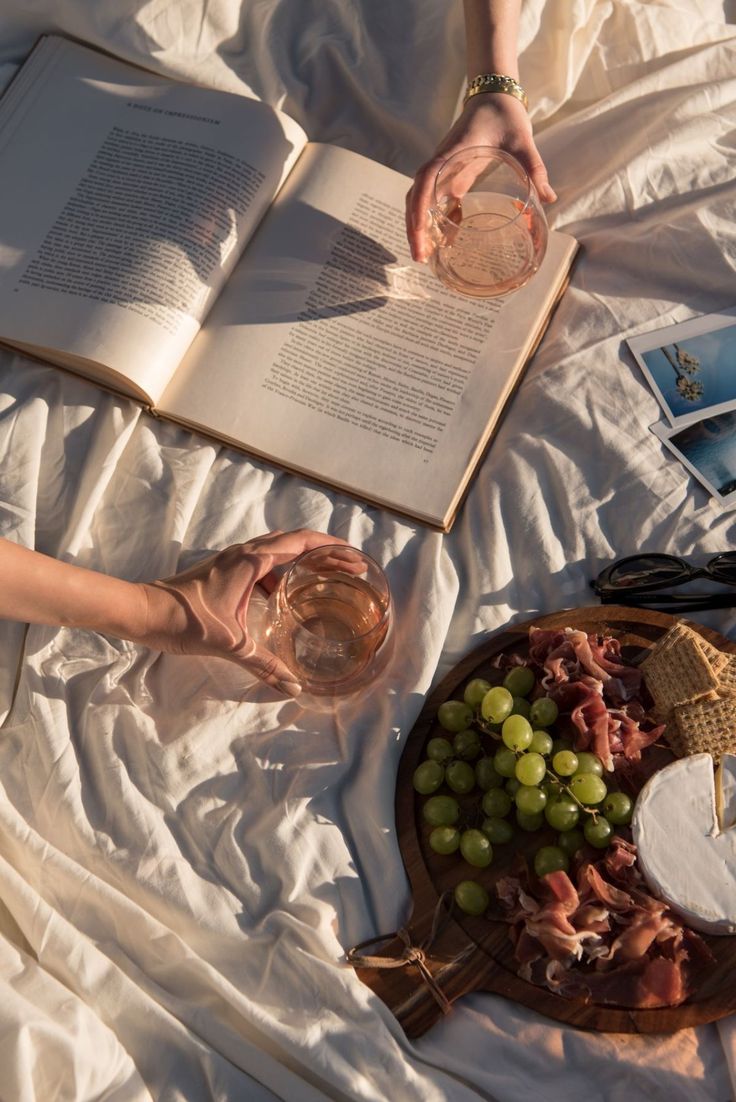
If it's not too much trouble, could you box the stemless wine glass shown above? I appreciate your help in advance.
[429,146,548,297]
[263,545,393,697]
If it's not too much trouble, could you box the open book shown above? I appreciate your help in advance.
[628,308,736,508]
[0,35,578,530]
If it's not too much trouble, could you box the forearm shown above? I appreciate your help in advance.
[0,538,155,641]
[0,531,347,695]
[406,0,552,261]
[463,0,521,79]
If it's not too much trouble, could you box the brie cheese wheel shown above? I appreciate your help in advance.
[632,753,736,935]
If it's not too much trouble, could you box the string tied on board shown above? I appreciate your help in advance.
[346,891,454,1015]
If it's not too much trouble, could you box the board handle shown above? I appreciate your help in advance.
[348,911,505,1038]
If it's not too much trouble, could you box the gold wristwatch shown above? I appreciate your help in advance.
[463,73,529,110]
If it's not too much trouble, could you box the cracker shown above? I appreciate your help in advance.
[643,621,725,670]
[683,627,729,675]
[671,694,736,763]
[714,653,736,695]
[641,629,720,714]
[640,623,690,666]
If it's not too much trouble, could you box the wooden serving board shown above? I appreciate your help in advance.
[352,606,736,1037]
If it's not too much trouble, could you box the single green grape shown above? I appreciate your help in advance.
[584,816,614,849]
[544,795,580,832]
[552,750,579,777]
[437,700,474,733]
[460,828,493,868]
[510,696,532,720]
[515,784,547,815]
[557,828,585,857]
[445,760,476,795]
[412,759,444,795]
[454,880,490,916]
[482,816,514,844]
[534,845,569,878]
[516,808,545,832]
[569,772,608,805]
[463,677,492,708]
[574,751,604,777]
[602,791,633,825]
[493,746,518,778]
[501,714,533,751]
[482,787,513,818]
[515,751,547,786]
[505,777,521,797]
[475,757,504,791]
[426,736,453,763]
[422,795,460,827]
[429,826,461,855]
[503,665,536,698]
[529,696,559,728]
[529,729,554,756]
[453,728,481,761]
[480,686,514,724]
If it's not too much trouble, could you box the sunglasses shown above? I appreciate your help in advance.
[591,553,736,612]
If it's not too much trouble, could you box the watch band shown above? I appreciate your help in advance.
[463,73,529,111]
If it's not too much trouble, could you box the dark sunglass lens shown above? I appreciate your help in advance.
[606,554,686,588]
[709,553,736,583]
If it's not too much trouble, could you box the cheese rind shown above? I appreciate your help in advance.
[716,753,736,831]
[632,753,736,935]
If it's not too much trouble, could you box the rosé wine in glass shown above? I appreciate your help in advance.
[429,147,548,298]
[265,545,393,696]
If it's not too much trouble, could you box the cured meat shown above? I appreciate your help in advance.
[496,838,712,1008]
[527,627,664,772]
[529,627,642,701]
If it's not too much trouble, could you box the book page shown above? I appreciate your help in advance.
[162,143,576,525]
[0,36,306,404]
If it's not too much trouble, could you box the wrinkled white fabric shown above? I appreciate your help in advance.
[0,2,734,1100]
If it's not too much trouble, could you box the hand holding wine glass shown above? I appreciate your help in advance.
[141,529,352,697]
[406,92,556,267]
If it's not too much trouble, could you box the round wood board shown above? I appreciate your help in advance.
[352,606,736,1037]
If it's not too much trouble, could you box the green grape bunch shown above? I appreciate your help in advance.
[413,658,636,904]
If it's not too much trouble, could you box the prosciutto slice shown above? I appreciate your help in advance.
[527,628,664,771]
[497,838,712,1009]
[529,627,642,701]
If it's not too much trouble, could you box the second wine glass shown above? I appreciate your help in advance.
[429,146,548,298]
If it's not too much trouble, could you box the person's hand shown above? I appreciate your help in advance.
[405,93,556,263]
[137,529,349,697]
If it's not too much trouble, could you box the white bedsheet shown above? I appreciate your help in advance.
[0,2,735,1099]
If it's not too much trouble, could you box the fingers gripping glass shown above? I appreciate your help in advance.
[591,553,736,611]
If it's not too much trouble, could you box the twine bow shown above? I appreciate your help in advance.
[347,892,454,1015]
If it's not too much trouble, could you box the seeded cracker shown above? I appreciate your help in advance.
[672,695,736,763]
[640,628,720,715]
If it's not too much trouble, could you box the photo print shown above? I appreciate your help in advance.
[629,308,736,507]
